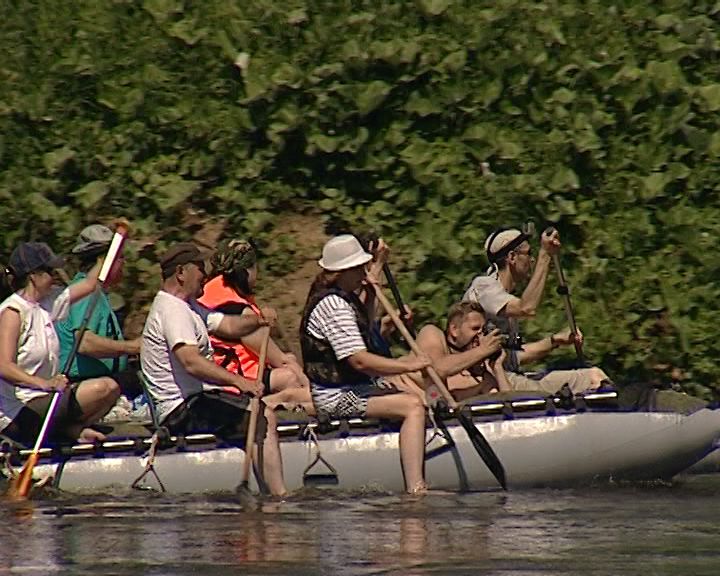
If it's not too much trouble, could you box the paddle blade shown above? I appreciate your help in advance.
[6,453,40,500]
[457,414,507,490]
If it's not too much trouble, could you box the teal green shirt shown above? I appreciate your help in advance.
[56,273,128,379]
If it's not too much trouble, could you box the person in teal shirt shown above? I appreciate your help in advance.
[56,224,142,398]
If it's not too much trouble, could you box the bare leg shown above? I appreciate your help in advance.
[263,386,314,414]
[257,405,287,497]
[63,377,121,441]
[366,393,426,493]
[74,377,122,425]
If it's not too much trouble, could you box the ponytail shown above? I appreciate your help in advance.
[0,264,19,300]
[303,270,341,310]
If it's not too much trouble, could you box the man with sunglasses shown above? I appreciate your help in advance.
[462,228,609,394]
[140,242,288,495]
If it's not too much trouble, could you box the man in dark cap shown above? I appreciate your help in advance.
[140,241,287,496]
[56,224,142,400]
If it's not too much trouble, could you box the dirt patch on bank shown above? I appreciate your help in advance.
[255,214,329,358]
[121,212,327,358]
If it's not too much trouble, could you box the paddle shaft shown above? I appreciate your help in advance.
[370,285,457,409]
[240,326,271,488]
[551,253,584,363]
[11,223,129,498]
[381,263,415,338]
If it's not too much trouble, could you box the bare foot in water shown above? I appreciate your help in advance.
[78,428,107,443]
[407,480,428,496]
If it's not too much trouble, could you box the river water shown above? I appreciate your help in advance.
[2,474,719,575]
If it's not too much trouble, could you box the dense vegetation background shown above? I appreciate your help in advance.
[2,0,719,397]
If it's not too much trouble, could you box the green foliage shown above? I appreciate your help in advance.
[2,0,720,394]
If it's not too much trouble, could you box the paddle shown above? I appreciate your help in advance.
[551,251,584,365]
[382,263,415,337]
[237,325,270,500]
[371,282,507,490]
[7,221,129,500]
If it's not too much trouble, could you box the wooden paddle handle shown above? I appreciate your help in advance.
[240,326,271,485]
[371,283,458,410]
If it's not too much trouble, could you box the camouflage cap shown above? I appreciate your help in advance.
[210,239,257,277]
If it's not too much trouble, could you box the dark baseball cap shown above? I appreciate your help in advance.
[160,242,211,276]
[9,242,65,276]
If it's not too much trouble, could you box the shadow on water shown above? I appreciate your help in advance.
[1,477,720,575]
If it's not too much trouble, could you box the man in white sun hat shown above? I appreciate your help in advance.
[462,227,609,394]
[300,234,431,494]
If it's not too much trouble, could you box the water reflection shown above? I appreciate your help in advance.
[0,482,719,575]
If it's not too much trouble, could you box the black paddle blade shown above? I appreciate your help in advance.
[457,413,507,490]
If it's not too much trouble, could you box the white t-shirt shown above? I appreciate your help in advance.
[0,287,71,430]
[306,294,366,360]
[140,291,224,424]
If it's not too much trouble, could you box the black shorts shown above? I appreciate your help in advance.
[68,362,143,400]
[5,385,85,446]
[262,368,273,395]
[161,389,252,442]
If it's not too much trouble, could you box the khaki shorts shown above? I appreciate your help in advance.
[507,369,599,395]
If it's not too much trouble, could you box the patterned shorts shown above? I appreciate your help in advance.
[311,380,398,419]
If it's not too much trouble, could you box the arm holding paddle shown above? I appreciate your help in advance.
[502,229,560,318]
[0,313,68,392]
[346,348,431,377]
[212,306,277,341]
[172,343,262,396]
[517,326,584,365]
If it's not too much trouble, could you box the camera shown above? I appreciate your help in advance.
[482,321,523,351]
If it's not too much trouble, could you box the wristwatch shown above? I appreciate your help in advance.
[549,334,559,349]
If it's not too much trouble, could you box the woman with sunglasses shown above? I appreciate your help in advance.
[0,241,120,446]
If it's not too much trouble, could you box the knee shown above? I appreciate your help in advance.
[99,377,121,400]
[263,405,278,425]
[406,395,425,417]
[589,367,608,385]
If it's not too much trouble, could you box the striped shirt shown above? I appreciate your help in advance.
[306,294,366,360]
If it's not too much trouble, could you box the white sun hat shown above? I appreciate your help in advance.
[318,234,373,271]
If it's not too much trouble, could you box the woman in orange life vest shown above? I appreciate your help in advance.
[198,239,313,413]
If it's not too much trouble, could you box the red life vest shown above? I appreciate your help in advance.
[198,275,264,379]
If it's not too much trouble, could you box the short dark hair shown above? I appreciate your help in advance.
[446,301,485,329]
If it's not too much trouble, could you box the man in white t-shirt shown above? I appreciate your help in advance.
[140,242,286,496]
[463,228,609,394]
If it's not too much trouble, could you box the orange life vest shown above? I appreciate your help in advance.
[198,275,264,379]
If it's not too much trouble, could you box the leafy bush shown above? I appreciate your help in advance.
[2,0,719,395]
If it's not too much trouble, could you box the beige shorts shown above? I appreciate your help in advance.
[507,368,602,395]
